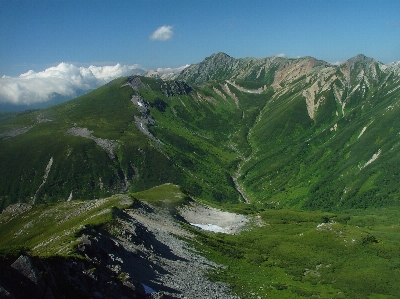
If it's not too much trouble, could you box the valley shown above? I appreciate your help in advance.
[1,52,400,298]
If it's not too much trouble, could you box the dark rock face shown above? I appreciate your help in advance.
[127,76,146,91]
[0,250,146,299]
[161,81,192,97]
[0,285,15,299]
[1,255,54,299]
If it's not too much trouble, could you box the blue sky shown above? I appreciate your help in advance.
[1,0,400,76]
[0,0,400,109]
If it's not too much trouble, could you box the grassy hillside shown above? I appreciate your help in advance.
[2,53,400,298]
[2,53,400,213]
[0,78,183,210]
[237,59,400,210]
[191,206,400,299]
[0,75,269,210]
[2,183,400,298]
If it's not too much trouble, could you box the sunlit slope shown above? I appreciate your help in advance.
[240,55,400,209]
[0,78,182,209]
[0,75,270,209]
[136,76,269,202]
[1,52,400,212]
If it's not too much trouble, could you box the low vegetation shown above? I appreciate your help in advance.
[1,53,400,298]
[2,187,399,298]
[0,195,134,257]
[189,207,400,298]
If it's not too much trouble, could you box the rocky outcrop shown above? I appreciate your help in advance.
[1,249,146,299]
[0,126,33,140]
[177,52,330,87]
[0,203,32,224]
[0,199,243,299]
[160,80,192,97]
[8,255,53,299]
[125,76,146,91]
[177,52,239,84]
[130,95,160,143]
[32,157,53,204]
[67,127,117,159]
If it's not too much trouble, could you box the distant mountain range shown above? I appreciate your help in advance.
[1,52,400,211]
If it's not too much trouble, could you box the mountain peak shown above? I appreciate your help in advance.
[176,52,238,84]
[208,52,232,59]
[345,54,377,68]
[204,52,235,64]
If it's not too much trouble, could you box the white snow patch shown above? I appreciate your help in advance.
[358,120,374,139]
[190,223,228,233]
[33,157,54,204]
[142,283,156,294]
[359,149,381,169]
[358,126,368,138]
[179,202,249,234]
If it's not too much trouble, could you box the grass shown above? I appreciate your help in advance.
[3,69,400,211]
[131,183,188,208]
[0,195,134,257]
[188,207,400,299]
[1,182,400,298]
[2,56,400,299]
[0,184,186,258]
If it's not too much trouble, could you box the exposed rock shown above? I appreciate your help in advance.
[32,157,53,204]
[1,203,32,218]
[272,57,330,89]
[67,126,116,158]
[130,94,161,143]
[0,285,15,299]
[0,126,33,140]
[160,80,192,97]
[126,76,146,91]
[9,255,54,299]
[118,201,240,298]
[2,251,146,299]
[11,255,43,285]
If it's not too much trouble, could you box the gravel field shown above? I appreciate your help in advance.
[117,201,243,299]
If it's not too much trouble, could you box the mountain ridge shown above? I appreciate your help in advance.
[1,52,400,211]
[2,51,400,298]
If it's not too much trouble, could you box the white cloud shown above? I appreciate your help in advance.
[156,64,190,74]
[275,53,286,58]
[0,63,142,105]
[150,25,174,41]
[330,61,342,66]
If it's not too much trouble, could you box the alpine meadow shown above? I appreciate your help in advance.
[1,52,400,298]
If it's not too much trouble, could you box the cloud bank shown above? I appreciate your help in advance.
[329,61,342,66]
[150,25,174,41]
[0,63,142,105]
[155,64,190,74]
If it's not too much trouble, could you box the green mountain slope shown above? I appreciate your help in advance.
[2,52,400,298]
[1,53,400,212]
[0,78,182,209]
[240,55,400,210]
[0,74,268,209]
